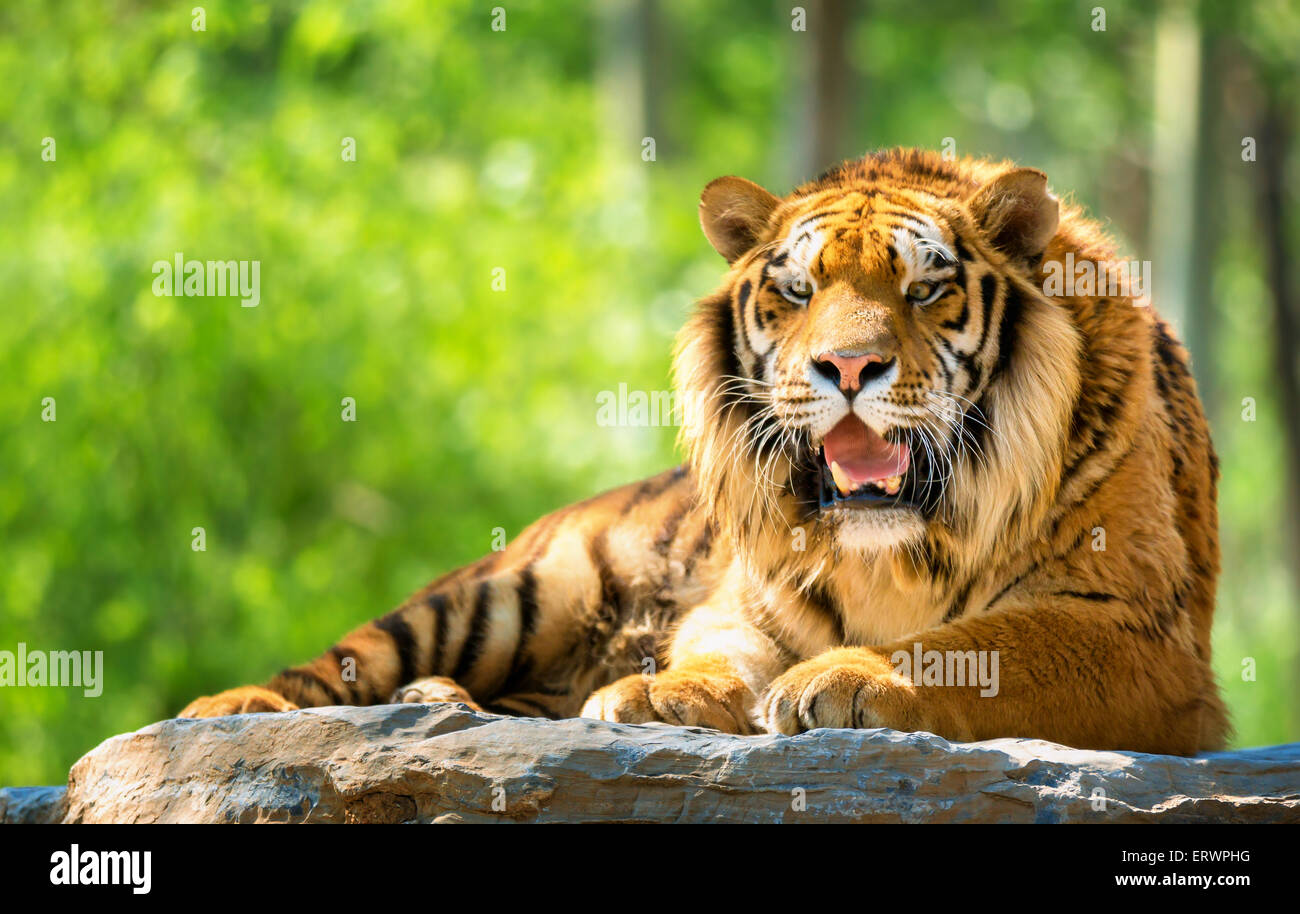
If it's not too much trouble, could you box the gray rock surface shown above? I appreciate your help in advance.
[0,785,67,824]
[8,703,1300,823]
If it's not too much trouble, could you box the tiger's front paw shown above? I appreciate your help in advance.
[390,675,483,711]
[760,649,918,736]
[178,685,299,719]
[581,668,757,734]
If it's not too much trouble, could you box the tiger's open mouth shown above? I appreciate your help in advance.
[814,415,930,511]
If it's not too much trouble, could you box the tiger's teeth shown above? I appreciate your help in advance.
[884,475,902,495]
[830,461,854,495]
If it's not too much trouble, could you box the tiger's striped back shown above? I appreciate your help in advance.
[252,467,722,720]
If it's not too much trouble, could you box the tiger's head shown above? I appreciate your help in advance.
[676,149,1086,566]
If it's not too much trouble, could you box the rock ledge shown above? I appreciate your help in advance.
[5,704,1298,823]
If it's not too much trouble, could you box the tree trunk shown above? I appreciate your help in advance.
[783,0,854,185]
[1253,83,1300,735]
[1147,0,1202,340]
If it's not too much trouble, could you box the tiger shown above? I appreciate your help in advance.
[181,148,1229,756]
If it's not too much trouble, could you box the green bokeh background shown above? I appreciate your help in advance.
[2,0,1296,785]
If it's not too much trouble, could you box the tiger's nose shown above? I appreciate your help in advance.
[812,351,895,394]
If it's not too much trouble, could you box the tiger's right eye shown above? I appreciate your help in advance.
[779,277,813,306]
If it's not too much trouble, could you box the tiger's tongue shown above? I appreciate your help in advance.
[822,416,910,483]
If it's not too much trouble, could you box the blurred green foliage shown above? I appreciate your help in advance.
[1,0,1295,784]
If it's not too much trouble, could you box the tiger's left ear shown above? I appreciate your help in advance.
[967,168,1059,265]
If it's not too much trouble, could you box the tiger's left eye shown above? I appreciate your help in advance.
[906,280,940,304]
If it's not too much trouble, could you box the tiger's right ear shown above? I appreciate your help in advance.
[699,176,781,263]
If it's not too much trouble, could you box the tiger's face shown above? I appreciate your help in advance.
[681,153,1061,554]
[735,191,981,550]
